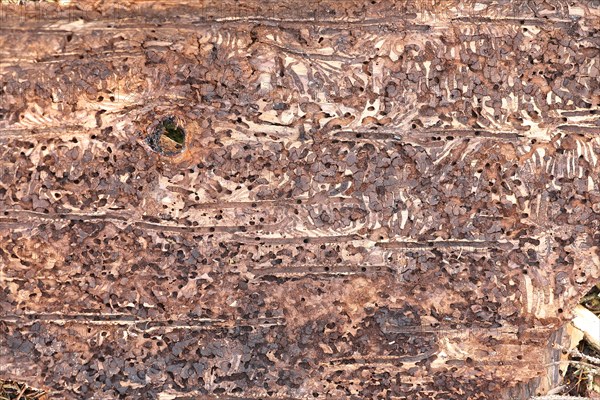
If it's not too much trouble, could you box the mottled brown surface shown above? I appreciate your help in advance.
[1,1,600,399]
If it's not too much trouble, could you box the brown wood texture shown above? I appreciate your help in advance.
[1,1,599,399]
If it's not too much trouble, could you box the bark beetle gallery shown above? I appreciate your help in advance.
[0,1,599,399]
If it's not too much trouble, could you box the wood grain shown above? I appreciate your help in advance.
[1,0,599,398]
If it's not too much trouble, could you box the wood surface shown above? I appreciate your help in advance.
[1,0,600,399]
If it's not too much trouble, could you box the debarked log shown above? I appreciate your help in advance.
[1,1,600,399]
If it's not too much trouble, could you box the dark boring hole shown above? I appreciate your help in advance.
[146,117,186,156]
